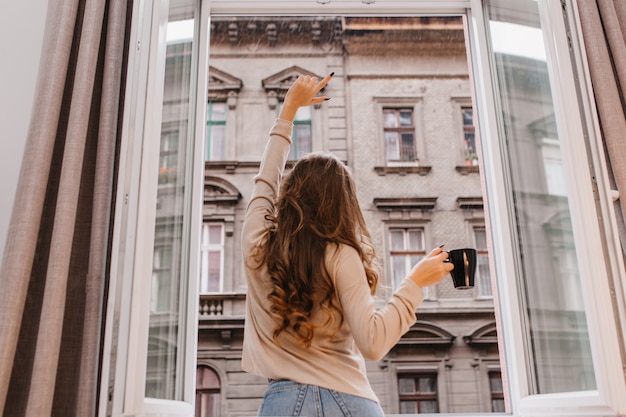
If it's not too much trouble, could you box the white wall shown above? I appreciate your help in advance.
[0,1,49,258]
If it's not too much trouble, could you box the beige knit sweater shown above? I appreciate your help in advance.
[241,118,425,403]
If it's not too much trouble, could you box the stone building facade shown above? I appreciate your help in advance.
[192,16,501,416]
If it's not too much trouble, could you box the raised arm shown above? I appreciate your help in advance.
[242,73,333,259]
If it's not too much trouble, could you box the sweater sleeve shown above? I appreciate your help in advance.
[242,119,293,261]
[331,244,425,361]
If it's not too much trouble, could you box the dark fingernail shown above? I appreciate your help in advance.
[324,97,331,101]
[439,244,445,248]
[330,72,335,77]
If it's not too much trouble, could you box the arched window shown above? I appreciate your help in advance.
[195,366,220,417]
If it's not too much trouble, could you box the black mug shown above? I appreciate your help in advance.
[445,248,477,289]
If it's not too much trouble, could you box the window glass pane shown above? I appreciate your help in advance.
[384,109,397,127]
[400,133,416,161]
[196,393,220,417]
[207,102,227,161]
[159,132,179,184]
[207,251,221,292]
[208,224,222,244]
[400,401,417,414]
[390,230,405,251]
[398,378,416,394]
[477,255,492,298]
[385,131,400,160]
[462,107,473,125]
[407,230,422,250]
[418,377,436,393]
[541,137,567,196]
[294,124,312,157]
[200,251,209,293]
[211,102,227,121]
[487,0,595,393]
[201,224,223,294]
[208,125,225,160]
[419,400,438,413]
[492,399,505,412]
[399,110,413,126]
[489,374,503,393]
[475,228,487,249]
[146,4,196,400]
[464,131,476,155]
[392,256,406,288]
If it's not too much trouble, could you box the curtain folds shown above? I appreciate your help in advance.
[0,0,130,415]
[576,0,626,252]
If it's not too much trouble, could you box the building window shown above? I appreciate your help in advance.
[540,136,567,196]
[200,223,224,293]
[159,131,179,184]
[489,370,505,412]
[151,244,174,312]
[473,226,492,298]
[389,228,427,296]
[384,108,417,163]
[286,104,312,159]
[398,373,439,413]
[206,101,226,161]
[461,106,477,165]
[196,366,221,417]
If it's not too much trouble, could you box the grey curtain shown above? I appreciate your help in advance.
[0,0,130,415]
[576,0,626,253]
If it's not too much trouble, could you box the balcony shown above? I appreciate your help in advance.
[199,293,247,318]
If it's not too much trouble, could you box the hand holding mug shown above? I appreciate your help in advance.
[409,246,454,288]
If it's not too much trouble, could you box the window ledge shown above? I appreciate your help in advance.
[206,160,300,173]
[374,165,431,176]
[205,160,260,173]
[418,298,495,314]
[455,165,479,175]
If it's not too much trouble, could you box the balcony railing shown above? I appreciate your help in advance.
[199,293,246,318]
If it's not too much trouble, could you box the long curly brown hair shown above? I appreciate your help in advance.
[254,152,379,347]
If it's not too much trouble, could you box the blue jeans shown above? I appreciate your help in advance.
[257,379,385,416]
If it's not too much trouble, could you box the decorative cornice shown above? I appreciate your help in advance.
[207,66,243,108]
[204,176,242,204]
[463,322,498,346]
[396,320,456,346]
[210,16,343,48]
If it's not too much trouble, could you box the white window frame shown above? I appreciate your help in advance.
[200,222,225,294]
[101,1,626,416]
[100,0,204,416]
[468,0,626,415]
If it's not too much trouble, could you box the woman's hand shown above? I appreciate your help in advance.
[408,246,454,288]
[279,73,333,122]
